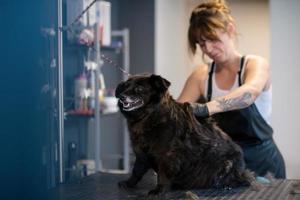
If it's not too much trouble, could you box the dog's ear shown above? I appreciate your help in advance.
[150,74,171,92]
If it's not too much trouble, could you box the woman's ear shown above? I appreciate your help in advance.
[227,22,236,38]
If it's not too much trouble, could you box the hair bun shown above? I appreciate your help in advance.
[196,0,231,15]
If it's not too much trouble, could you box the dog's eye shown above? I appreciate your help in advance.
[135,86,144,93]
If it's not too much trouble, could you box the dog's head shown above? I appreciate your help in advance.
[115,74,171,115]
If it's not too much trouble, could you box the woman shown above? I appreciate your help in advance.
[178,0,286,178]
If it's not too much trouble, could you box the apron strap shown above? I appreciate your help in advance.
[238,56,246,86]
[207,62,215,101]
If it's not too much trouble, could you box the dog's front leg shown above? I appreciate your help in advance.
[118,152,151,189]
[148,166,171,195]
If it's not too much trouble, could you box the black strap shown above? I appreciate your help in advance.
[206,56,246,101]
[238,56,246,86]
[207,62,215,101]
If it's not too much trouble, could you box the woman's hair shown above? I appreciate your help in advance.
[188,0,235,55]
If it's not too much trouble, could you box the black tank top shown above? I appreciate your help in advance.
[207,56,273,146]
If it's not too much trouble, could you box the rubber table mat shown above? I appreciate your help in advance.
[49,171,300,200]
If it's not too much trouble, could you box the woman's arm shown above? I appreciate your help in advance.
[207,55,270,115]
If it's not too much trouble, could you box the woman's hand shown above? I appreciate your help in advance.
[190,103,209,118]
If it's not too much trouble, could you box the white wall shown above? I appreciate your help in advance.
[156,0,300,178]
[270,0,300,179]
[230,0,270,60]
[155,0,192,97]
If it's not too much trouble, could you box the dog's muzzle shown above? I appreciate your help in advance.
[119,95,144,111]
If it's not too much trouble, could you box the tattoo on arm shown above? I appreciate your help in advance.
[216,92,253,112]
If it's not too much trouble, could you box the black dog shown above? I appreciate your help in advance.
[115,74,255,195]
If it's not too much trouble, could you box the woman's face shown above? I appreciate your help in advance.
[198,28,235,62]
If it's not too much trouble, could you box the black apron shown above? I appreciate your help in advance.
[206,56,286,178]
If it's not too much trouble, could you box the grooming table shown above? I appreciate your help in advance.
[50,171,300,200]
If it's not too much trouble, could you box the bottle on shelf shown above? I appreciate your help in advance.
[87,68,95,110]
[74,72,88,111]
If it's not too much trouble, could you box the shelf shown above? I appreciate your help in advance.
[67,109,94,116]
[66,109,119,118]
[60,29,130,181]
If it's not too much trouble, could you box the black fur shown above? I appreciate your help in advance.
[115,74,255,195]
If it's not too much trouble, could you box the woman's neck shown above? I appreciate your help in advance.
[215,51,242,72]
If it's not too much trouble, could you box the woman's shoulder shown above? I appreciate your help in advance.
[245,55,269,68]
[178,63,209,103]
[190,63,210,81]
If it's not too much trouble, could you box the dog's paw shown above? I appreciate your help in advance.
[118,180,136,189]
[148,188,162,196]
[148,185,167,196]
